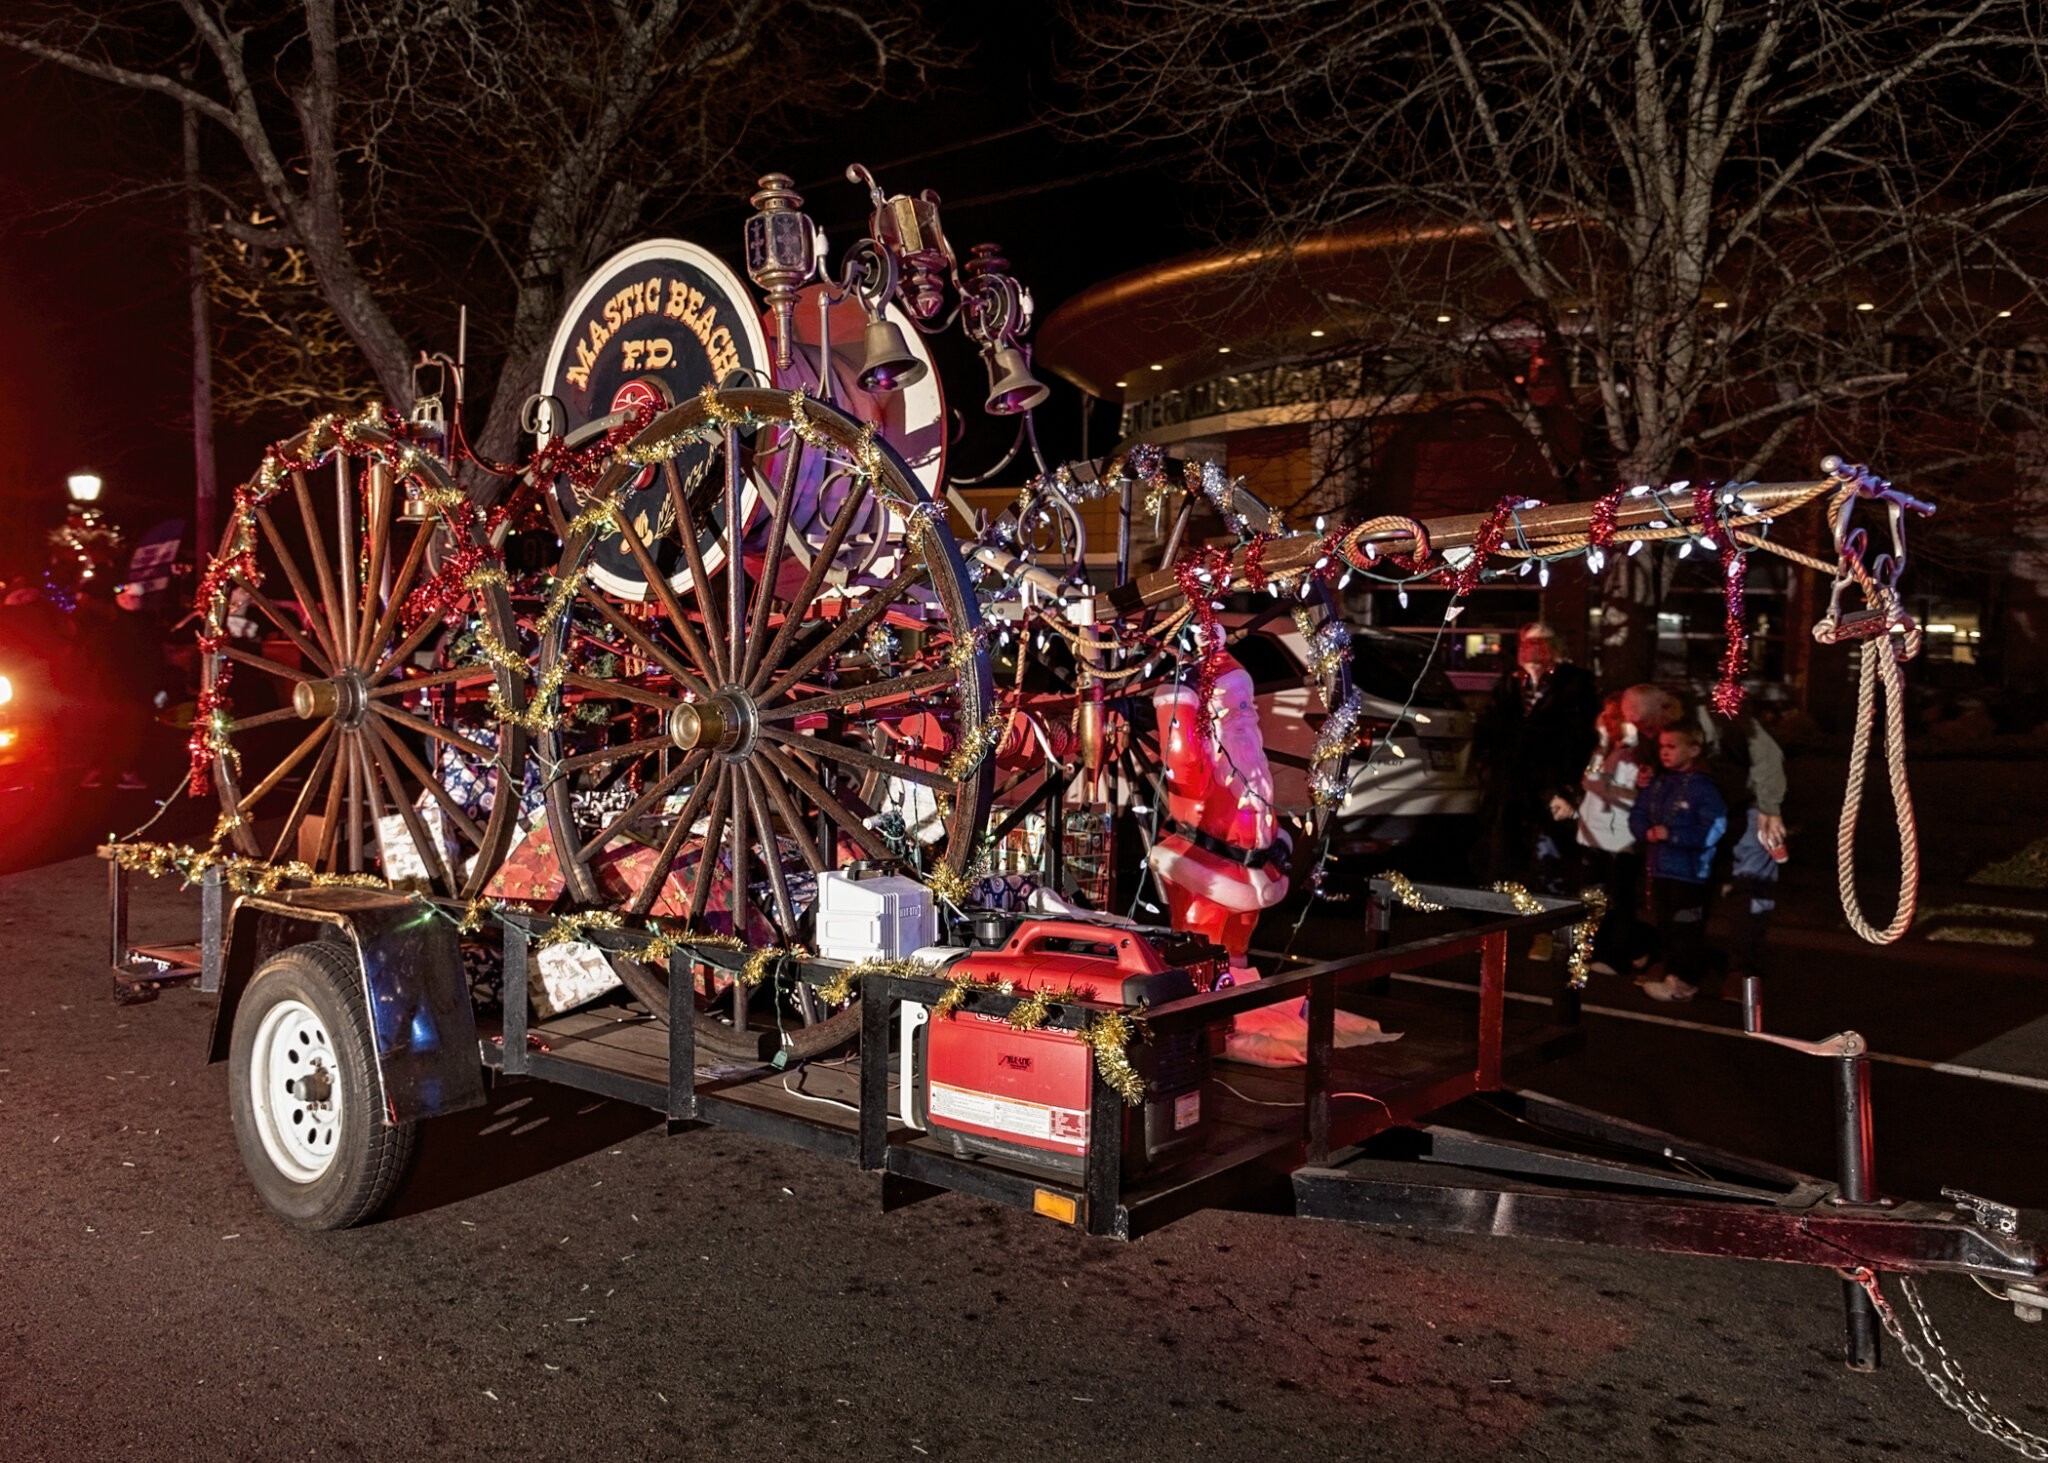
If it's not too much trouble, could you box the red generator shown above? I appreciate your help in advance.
[905,920,1208,1178]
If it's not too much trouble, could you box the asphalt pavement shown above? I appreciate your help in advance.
[3,754,2047,1461]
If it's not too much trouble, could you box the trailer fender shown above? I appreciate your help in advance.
[206,886,485,1124]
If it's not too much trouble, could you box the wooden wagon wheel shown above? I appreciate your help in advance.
[202,425,529,898]
[533,388,996,947]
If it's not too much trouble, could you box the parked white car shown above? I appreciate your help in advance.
[1229,620,1481,852]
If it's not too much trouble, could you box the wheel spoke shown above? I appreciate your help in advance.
[760,665,960,724]
[368,702,493,762]
[756,742,896,865]
[223,644,316,684]
[659,456,728,684]
[286,471,348,658]
[255,506,342,667]
[360,516,436,671]
[556,734,677,775]
[759,725,956,791]
[355,468,391,666]
[344,734,365,873]
[364,721,457,893]
[560,670,684,713]
[576,754,701,863]
[610,509,725,689]
[741,425,804,687]
[317,742,347,871]
[230,573,332,674]
[371,600,451,682]
[270,730,340,866]
[365,664,495,699]
[236,721,333,813]
[366,716,487,847]
[750,750,830,873]
[227,704,304,735]
[761,559,924,706]
[576,586,708,696]
[626,757,720,919]
[336,458,360,660]
[742,767,798,940]
[355,727,390,831]
[686,771,732,928]
[723,426,747,685]
[727,751,750,950]
[745,472,874,696]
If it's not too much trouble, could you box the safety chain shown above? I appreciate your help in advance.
[1848,1269,2048,1458]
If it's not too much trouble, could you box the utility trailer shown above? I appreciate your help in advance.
[103,851,2046,1386]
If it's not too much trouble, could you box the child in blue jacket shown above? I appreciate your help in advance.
[1629,724,1728,1002]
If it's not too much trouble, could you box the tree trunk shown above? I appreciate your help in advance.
[183,98,218,562]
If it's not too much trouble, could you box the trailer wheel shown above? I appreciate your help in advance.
[228,942,415,1230]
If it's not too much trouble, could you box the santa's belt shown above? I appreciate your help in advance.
[1165,820,1285,873]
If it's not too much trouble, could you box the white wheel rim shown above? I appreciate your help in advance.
[249,998,344,1183]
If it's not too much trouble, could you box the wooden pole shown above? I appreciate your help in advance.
[1105,479,1837,614]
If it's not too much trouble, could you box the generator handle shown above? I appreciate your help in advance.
[1002,920,1168,976]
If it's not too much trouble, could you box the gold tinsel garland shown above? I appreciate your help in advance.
[1491,880,1545,916]
[1006,984,1085,1031]
[925,861,975,909]
[1564,886,1609,990]
[814,954,944,1007]
[1080,1011,1147,1104]
[933,968,1013,1019]
[534,908,624,948]
[108,840,390,896]
[1383,871,1446,913]
[941,714,1005,782]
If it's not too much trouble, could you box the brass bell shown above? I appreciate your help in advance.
[856,316,928,394]
[983,345,1049,415]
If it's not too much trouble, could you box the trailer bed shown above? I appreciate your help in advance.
[480,987,1583,1237]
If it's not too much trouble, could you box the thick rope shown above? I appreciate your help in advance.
[1831,617,1921,945]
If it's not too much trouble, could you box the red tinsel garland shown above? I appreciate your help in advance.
[188,455,303,796]
[1588,487,1623,557]
[1442,495,1524,597]
[1172,542,1237,740]
[1242,533,1276,592]
[1693,484,1751,717]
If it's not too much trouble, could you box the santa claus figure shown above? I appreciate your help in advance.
[1149,654,1387,1065]
[1149,655,1290,964]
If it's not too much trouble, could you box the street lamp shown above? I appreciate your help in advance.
[66,472,103,503]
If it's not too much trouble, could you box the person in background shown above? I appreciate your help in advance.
[1573,684,1675,976]
[1475,622,1600,901]
[1630,723,1727,1002]
[1698,707,1789,998]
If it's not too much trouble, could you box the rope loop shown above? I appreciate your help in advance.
[1830,589,1920,945]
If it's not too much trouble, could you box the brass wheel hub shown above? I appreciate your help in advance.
[669,689,758,757]
[293,671,370,728]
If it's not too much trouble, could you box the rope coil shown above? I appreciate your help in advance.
[1814,554,1922,946]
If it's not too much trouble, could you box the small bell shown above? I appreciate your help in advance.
[857,316,927,393]
[983,345,1049,415]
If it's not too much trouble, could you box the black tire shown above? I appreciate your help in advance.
[228,941,416,1230]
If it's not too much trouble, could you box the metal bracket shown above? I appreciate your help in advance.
[1744,1027,1867,1059]
[1942,1187,2021,1238]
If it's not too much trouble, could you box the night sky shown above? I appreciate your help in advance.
[0,14,1202,585]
